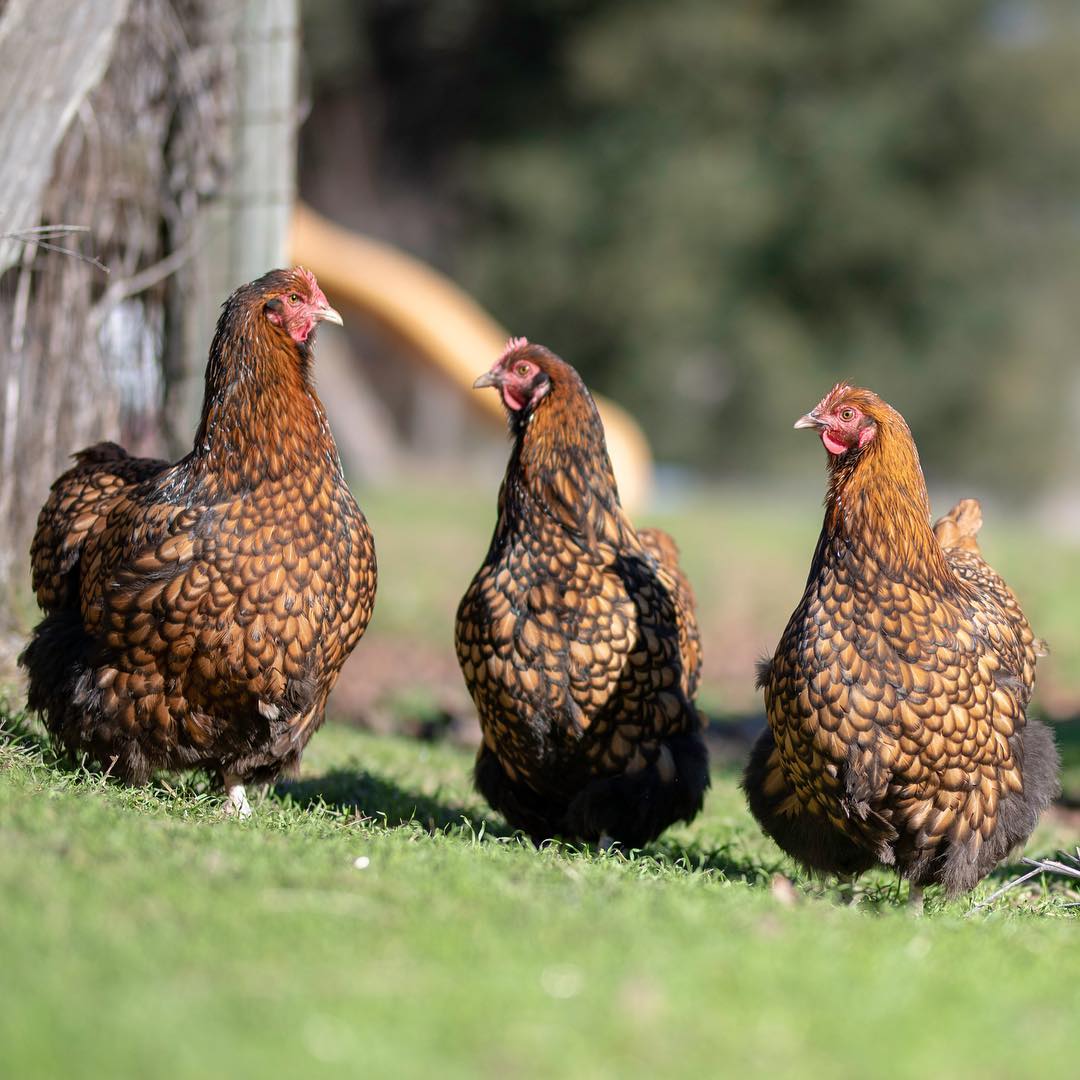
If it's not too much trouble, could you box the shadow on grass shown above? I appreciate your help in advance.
[1052,715,1080,806]
[276,767,514,839]
[642,836,782,888]
[275,763,778,884]
[702,711,764,769]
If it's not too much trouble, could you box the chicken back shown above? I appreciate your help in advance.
[456,339,708,847]
[20,268,376,803]
[745,383,1058,897]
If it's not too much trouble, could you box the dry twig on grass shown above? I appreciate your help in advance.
[968,848,1080,914]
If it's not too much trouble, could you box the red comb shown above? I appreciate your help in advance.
[816,381,853,412]
[497,336,529,364]
[294,267,328,306]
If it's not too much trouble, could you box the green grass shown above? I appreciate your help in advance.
[2,714,1079,1080]
[357,483,1080,716]
[5,485,1080,1077]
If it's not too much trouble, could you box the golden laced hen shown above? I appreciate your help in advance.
[21,268,376,816]
[745,383,1058,901]
[456,339,708,847]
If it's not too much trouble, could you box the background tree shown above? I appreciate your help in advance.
[300,0,1080,490]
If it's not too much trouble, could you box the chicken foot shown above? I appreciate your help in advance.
[223,773,253,819]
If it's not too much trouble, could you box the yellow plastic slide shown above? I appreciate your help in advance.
[290,203,652,511]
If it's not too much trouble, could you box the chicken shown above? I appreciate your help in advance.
[744,383,1059,900]
[455,338,708,847]
[20,268,376,815]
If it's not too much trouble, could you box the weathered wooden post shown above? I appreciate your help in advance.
[0,0,300,671]
[173,0,300,440]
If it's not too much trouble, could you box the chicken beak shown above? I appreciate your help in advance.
[473,370,500,390]
[794,412,823,430]
[316,305,344,327]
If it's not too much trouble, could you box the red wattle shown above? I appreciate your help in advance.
[821,430,849,456]
[502,385,526,411]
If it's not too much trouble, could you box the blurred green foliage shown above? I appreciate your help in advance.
[301,1,1080,489]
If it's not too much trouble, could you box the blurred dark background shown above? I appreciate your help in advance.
[299,0,1080,494]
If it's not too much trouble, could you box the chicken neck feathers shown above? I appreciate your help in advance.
[751,394,1057,895]
[456,347,706,844]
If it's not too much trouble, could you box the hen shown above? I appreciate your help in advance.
[744,383,1058,900]
[20,268,376,815]
[456,339,708,847]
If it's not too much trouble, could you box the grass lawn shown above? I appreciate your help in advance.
[2,715,1078,1080]
[357,482,1080,717]
[3,484,1079,1078]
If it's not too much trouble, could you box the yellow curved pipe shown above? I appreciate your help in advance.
[289,203,653,511]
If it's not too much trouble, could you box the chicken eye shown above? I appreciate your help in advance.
[289,293,300,303]
[839,407,856,422]
[515,363,531,377]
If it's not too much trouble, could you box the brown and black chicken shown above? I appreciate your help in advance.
[456,339,708,848]
[21,268,376,816]
[745,383,1058,902]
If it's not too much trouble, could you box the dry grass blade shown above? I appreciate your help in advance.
[1022,849,1080,882]
[2,224,90,238]
[966,866,1046,915]
[25,239,108,273]
[969,849,1080,914]
[0,225,109,272]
